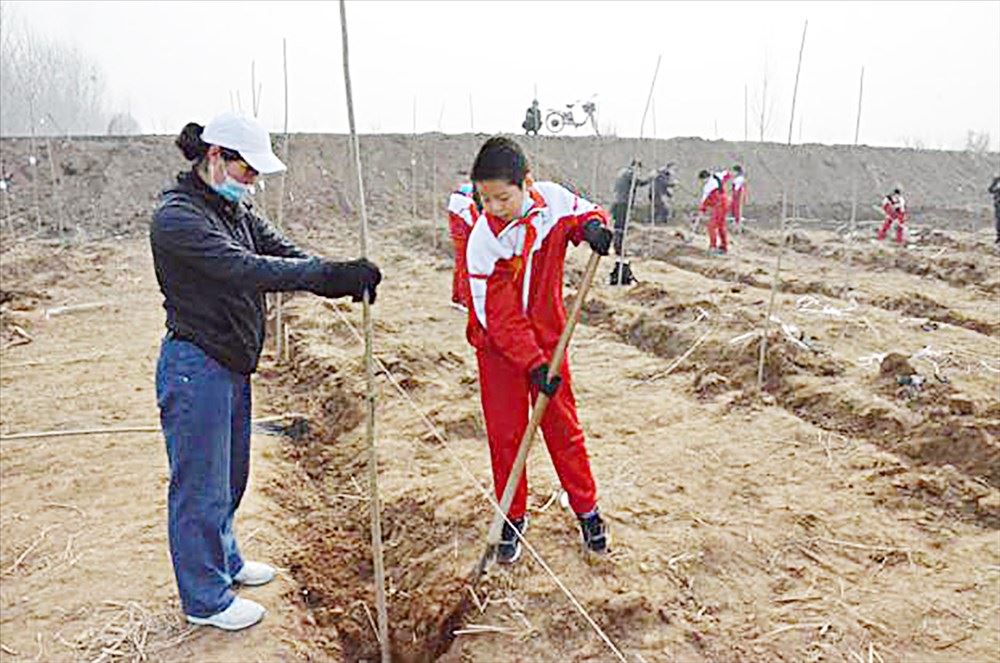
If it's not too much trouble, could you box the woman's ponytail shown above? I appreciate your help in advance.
[175,122,209,162]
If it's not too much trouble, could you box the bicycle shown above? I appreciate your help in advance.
[544,99,600,135]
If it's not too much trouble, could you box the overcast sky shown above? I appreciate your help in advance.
[7,0,1000,151]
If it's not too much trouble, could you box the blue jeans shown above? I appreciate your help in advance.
[156,337,251,618]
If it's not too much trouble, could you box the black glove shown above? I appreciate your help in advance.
[530,364,562,397]
[582,219,612,256]
[313,258,382,303]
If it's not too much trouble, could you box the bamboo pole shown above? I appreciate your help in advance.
[411,96,417,219]
[432,103,445,250]
[757,19,807,389]
[615,54,661,286]
[845,66,865,291]
[0,414,308,443]
[648,98,657,256]
[338,2,390,660]
[786,21,808,145]
[275,38,290,361]
[251,61,257,117]
[28,98,40,232]
[468,93,475,133]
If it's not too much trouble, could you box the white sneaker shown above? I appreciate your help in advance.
[186,597,266,631]
[233,561,276,586]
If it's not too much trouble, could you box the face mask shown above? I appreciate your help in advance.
[207,158,253,202]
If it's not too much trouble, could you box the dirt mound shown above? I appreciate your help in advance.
[690,331,845,396]
[786,230,818,252]
[872,293,998,336]
[3,133,994,240]
[647,243,850,300]
[582,290,718,365]
[879,352,916,379]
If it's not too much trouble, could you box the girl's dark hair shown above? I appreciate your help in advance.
[471,136,529,186]
[176,122,209,162]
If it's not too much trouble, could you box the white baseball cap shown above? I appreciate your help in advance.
[201,111,286,174]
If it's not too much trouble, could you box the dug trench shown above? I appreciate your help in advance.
[257,304,485,661]
[730,224,1000,298]
[634,230,1000,338]
[580,282,1000,529]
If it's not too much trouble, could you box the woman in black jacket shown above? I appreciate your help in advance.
[150,112,380,631]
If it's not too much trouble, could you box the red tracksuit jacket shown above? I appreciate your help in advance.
[464,181,609,519]
[447,186,478,307]
[465,181,609,369]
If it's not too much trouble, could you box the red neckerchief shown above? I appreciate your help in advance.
[485,187,546,280]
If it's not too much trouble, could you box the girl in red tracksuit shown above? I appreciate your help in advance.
[877,188,907,245]
[446,183,479,308]
[698,169,730,254]
[466,136,613,564]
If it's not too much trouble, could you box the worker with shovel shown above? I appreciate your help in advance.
[876,186,907,245]
[150,113,381,631]
[465,136,613,564]
[698,169,730,255]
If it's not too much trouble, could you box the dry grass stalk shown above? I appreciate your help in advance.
[5,524,59,575]
[354,600,381,644]
[1,352,114,369]
[43,301,108,319]
[76,601,152,662]
[43,501,88,518]
[2,324,34,350]
[452,624,518,636]
[755,622,829,640]
[641,328,713,384]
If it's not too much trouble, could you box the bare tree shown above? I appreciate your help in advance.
[1,5,109,136]
[965,130,990,155]
[752,54,778,142]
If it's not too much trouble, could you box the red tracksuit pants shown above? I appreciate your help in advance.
[877,213,905,245]
[707,202,728,250]
[448,214,471,307]
[476,349,597,520]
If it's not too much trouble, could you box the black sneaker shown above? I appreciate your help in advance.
[578,509,609,555]
[497,516,527,564]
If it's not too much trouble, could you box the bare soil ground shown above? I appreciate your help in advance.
[1,134,998,662]
[0,239,317,662]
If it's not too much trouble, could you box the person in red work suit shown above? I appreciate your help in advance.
[446,181,480,309]
[876,187,907,245]
[466,136,613,564]
[698,169,730,255]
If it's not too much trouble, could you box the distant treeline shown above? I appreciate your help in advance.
[0,4,139,137]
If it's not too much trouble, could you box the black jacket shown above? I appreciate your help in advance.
[150,170,325,374]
